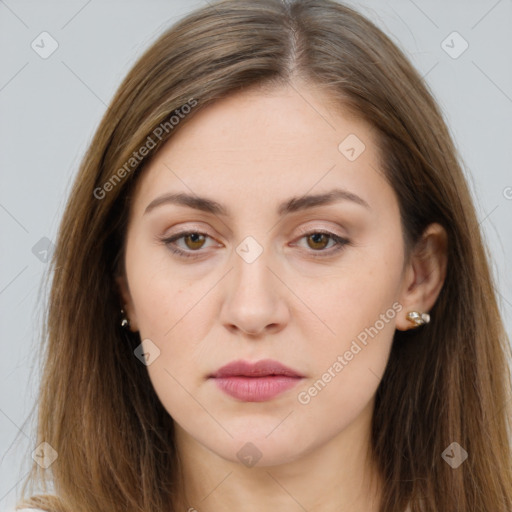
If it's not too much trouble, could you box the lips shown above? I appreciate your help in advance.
[209,359,304,402]
[209,359,304,379]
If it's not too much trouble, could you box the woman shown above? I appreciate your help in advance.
[14,0,512,511]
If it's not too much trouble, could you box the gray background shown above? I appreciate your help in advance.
[1,0,511,509]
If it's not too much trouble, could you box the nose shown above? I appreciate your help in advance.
[219,248,290,337]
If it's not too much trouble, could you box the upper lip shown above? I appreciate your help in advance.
[209,359,304,378]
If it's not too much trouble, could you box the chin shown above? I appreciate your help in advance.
[194,424,315,468]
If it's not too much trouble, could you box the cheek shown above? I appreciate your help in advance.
[126,263,216,426]
[293,287,399,436]
[125,235,209,338]
[301,239,403,347]
[292,238,403,404]
[125,240,221,387]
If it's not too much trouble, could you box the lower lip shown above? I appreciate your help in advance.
[211,376,302,402]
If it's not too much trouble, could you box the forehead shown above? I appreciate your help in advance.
[163,82,370,160]
[130,83,392,218]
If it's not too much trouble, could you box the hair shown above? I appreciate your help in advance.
[15,0,512,511]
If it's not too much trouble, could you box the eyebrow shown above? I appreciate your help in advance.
[143,188,370,217]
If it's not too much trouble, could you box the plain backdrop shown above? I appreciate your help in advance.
[1,0,511,509]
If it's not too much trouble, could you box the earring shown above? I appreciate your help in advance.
[406,311,430,328]
[120,308,130,329]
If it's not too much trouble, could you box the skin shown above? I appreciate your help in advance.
[117,80,447,512]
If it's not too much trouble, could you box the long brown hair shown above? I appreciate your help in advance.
[16,0,512,510]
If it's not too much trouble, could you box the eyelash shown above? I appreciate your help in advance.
[159,229,350,260]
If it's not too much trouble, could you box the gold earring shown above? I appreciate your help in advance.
[120,308,130,329]
[406,311,430,328]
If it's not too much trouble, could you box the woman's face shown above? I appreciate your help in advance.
[119,82,410,466]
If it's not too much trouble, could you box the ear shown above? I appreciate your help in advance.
[115,273,139,332]
[396,223,448,331]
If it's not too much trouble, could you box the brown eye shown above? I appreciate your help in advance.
[306,233,330,250]
[293,230,350,257]
[160,230,217,260]
[183,233,206,250]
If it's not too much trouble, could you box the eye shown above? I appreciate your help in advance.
[293,229,350,257]
[160,231,218,259]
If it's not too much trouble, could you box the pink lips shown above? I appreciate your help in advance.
[209,359,304,402]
